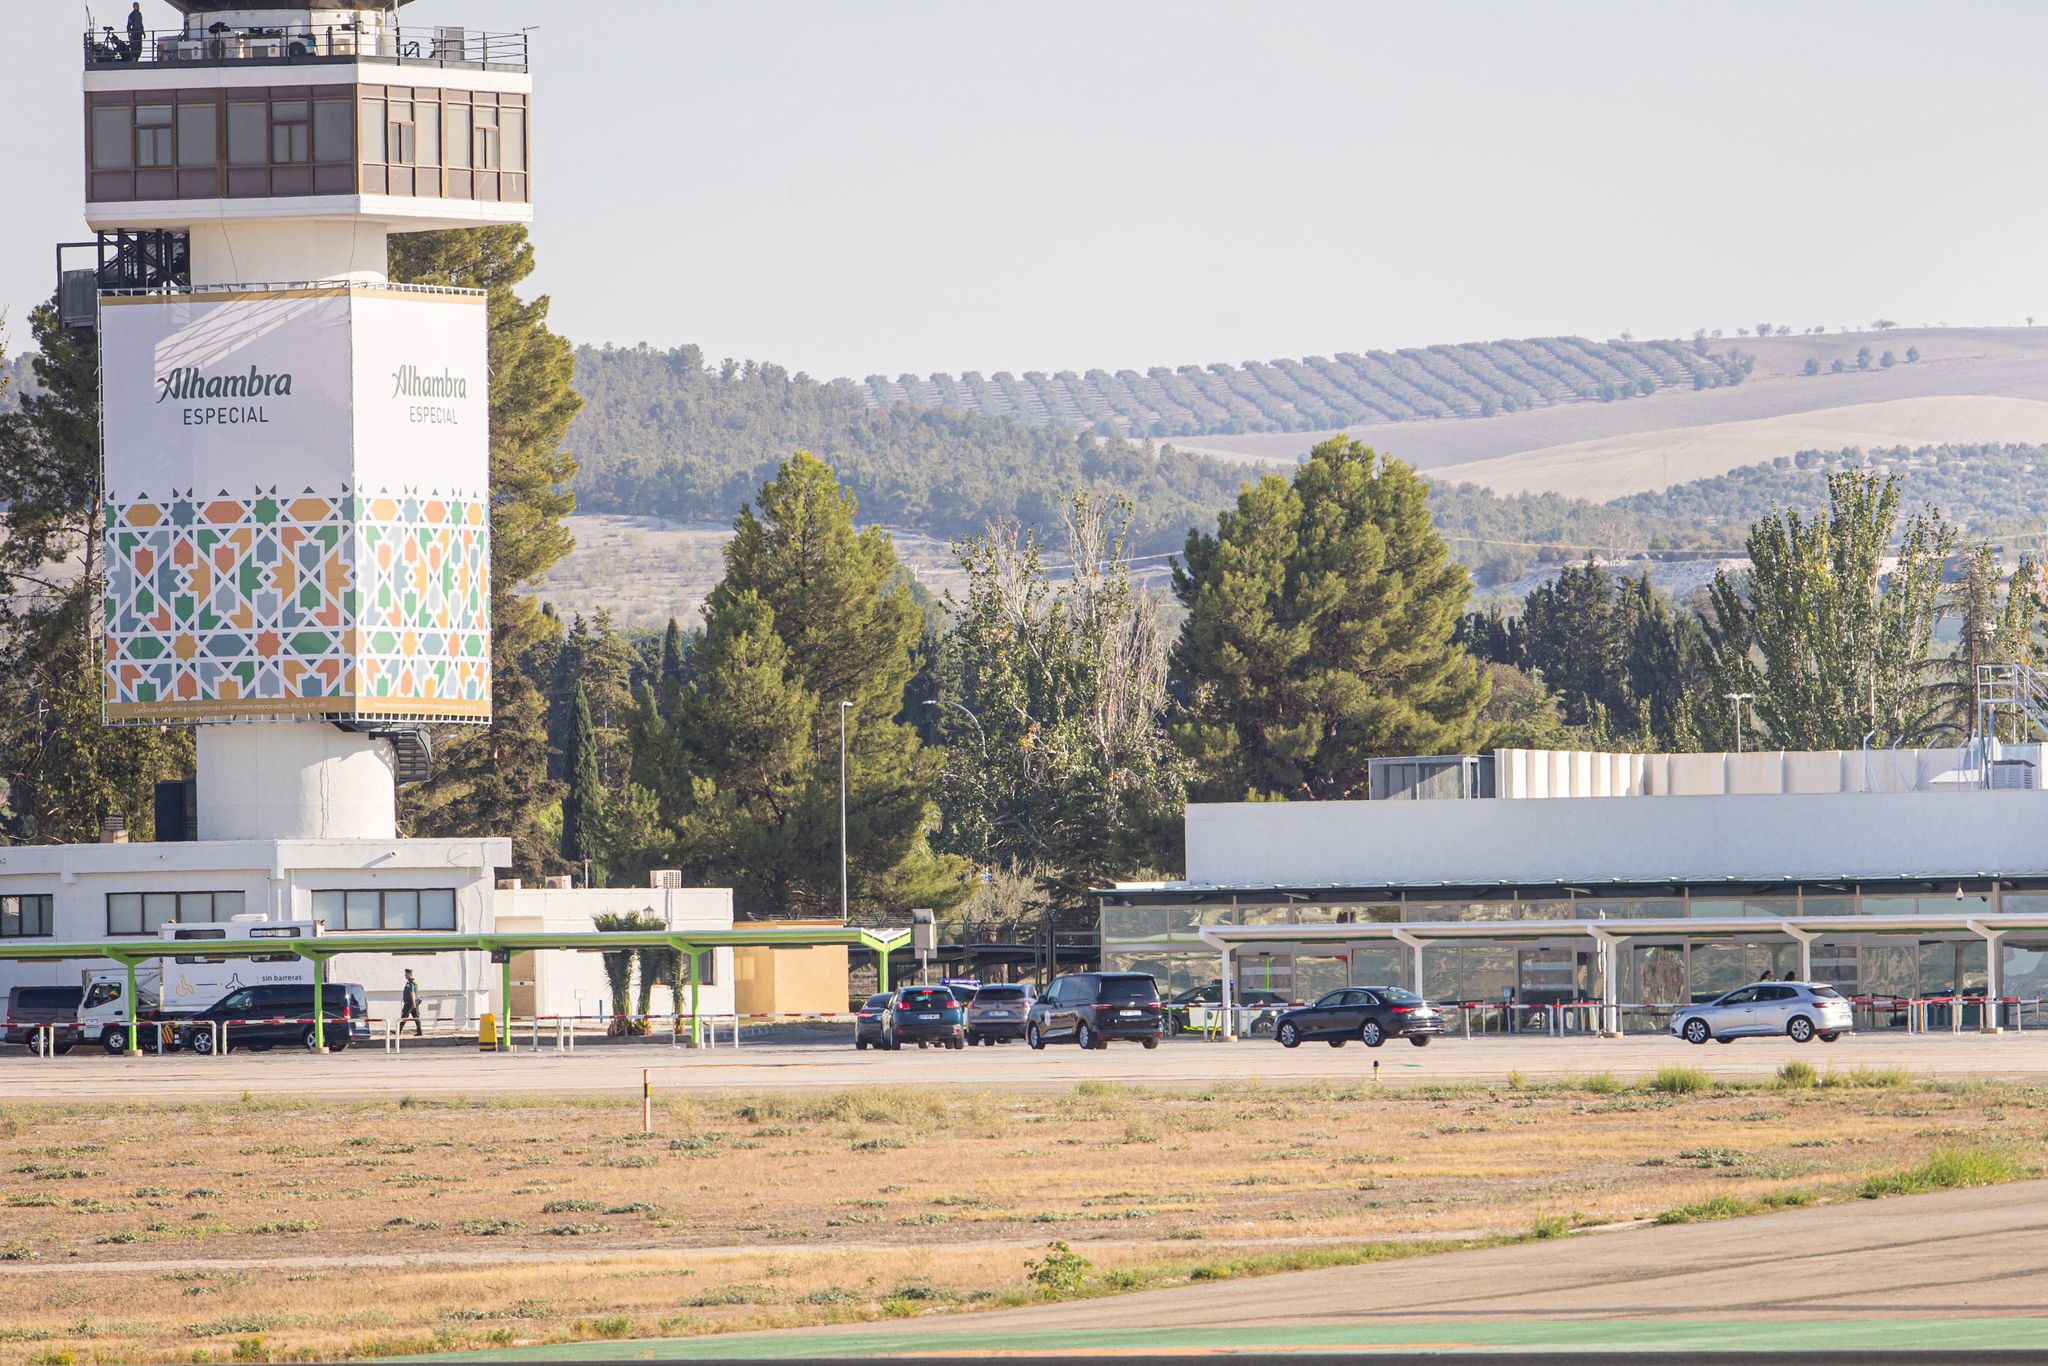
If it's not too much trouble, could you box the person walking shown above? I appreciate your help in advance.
[400,969,423,1037]
[126,3,147,61]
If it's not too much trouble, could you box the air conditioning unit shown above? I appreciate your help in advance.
[649,869,682,889]
[1990,759,2037,790]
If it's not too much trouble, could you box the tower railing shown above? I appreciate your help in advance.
[86,26,528,71]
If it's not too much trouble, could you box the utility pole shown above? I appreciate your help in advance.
[839,700,853,923]
[1723,692,1755,753]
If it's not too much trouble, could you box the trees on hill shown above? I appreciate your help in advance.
[1170,437,1488,801]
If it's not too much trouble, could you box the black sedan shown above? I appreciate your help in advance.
[1274,986,1445,1049]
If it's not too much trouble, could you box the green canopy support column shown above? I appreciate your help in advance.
[311,953,328,1053]
[688,950,703,1048]
[877,944,890,995]
[500,952,512,1049]
[124,957,139,1058]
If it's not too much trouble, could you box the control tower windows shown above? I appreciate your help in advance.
[92,106,133,169]
[178,105,216,167]
[271,102,310,164]
[135,106,174,168]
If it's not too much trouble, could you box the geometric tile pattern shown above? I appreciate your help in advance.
[103,485,491,724]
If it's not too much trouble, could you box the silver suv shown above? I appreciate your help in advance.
[1671,981,1854,1045]
[964,983,1035,1045]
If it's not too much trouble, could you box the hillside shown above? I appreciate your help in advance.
[1172,327,2048,497]
[839,335,1753,437]
[566,344,1261,554]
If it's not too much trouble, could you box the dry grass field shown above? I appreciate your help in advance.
[0,1069,2039,1363]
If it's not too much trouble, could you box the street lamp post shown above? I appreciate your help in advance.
[921,698,988,756]
[839,700,853,923]
[1723,692,1755,754]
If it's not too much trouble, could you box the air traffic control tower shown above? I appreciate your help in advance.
[77,0,532,844]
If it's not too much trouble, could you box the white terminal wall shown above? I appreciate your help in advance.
[0,838,506,1025]
[1184,789,2048,889]
[495,888,738,1021]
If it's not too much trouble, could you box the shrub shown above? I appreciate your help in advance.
[1820,1066,1912,1089]
[1646,1066,1712,1094]
[1024,1241,1092,1297]
[541,1199,604,1214]
[1858,1147,2023,1199]
[1578,1072,1623,1095]
[1655,1195,1753,1225]
[1775,1061,1818,1089]
[1530,1214,1571,1239]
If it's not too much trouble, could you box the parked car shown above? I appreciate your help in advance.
[175,983,370,1054]
[3,985,84,1054]
[1167,981,1289,1036]
[852,993,892,1050]
[964,983,1035,1044]
[1026,972,1163,1050]
[1274,986,1445,1049]
[882,985,966,1050]
[1671,982,1853,1045]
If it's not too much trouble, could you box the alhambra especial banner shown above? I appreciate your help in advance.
[100,286,492,726]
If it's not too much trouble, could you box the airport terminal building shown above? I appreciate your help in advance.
[1097,745,2048,1025]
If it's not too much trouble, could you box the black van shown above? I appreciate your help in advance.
[1026,972,1163,1050]
[177,983,370,1054]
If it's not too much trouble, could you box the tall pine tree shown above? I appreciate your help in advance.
[0,301,190,842]
[390,228,581,877]
[651,453,969,921]
[1171,436,1487,801]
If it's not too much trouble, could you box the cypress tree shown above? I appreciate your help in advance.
[560,683,599,871]
[1171,436,1487,801]
[658,617,685,720]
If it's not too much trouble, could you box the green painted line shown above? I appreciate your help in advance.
[407,1316,2048,1361]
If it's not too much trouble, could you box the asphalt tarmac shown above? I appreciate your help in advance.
[8,1028,2048,1102]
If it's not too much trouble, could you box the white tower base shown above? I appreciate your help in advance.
[196,725,397,841]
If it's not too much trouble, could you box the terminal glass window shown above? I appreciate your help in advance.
[107,891,245,935]
[310,889,458,932]
[0,895,53,939]
[135,105,174,167]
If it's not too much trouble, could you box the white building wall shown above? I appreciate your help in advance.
[1184,789,2048,888]
[0,838,505,1028]
[494,887,736,1020]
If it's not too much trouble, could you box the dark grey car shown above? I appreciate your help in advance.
[964,983,1035,1044]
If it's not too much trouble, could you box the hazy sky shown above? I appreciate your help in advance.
[8,1,2048,378]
